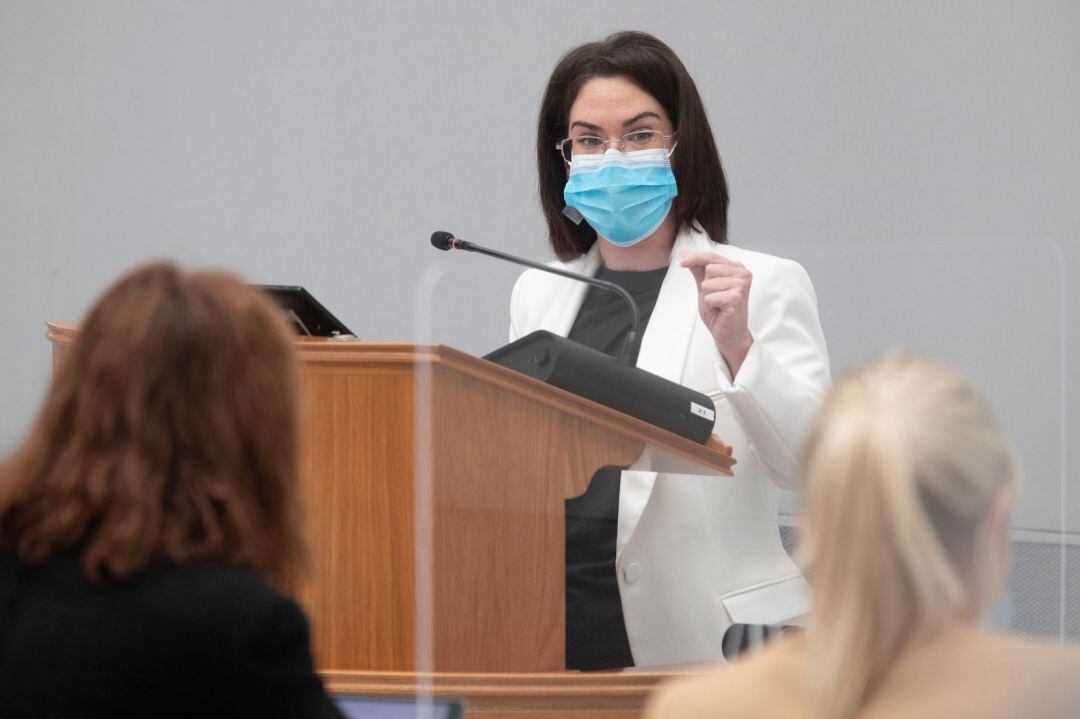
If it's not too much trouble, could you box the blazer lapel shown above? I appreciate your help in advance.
[634,230,703,382]
[617,229,707,558]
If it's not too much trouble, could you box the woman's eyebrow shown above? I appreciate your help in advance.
[623,111,662,127]
[569,120,603,132]
[569,112,662,133]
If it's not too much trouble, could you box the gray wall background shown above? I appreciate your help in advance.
[1,1,1076,546]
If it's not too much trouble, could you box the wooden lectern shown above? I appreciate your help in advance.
[46,325,734,717]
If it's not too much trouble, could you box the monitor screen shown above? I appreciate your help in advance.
[257,285,355,338]
[333,695,464,719]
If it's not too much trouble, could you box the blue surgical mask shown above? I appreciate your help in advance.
[563,148,678,247]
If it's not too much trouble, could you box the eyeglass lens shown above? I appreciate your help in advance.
[561,130,669,162]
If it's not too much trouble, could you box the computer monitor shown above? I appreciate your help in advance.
[333,695,464,719]
[257,285,354,338]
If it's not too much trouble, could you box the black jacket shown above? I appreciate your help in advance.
[0,550,343,718]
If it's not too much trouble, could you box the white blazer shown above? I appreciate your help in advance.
[509,228,831,667]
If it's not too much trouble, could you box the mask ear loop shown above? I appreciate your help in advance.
[559,141,581,223]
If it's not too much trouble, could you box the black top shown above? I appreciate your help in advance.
[564,264,667,671]
[567,265,668,363]
[0,550,343,719]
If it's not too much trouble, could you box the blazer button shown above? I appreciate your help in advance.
[624,562,641,584]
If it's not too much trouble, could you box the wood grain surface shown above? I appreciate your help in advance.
[322,668,703,719]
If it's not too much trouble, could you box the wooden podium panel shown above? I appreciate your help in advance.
[290,339,732,673]
[46,324,733,715]
[298,356,421,670]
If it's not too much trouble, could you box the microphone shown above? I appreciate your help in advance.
[431,231,642,365]
[430,230,717,444]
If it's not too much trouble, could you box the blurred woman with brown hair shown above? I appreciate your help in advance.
[647,354,1080,719]
[0,262,342,718]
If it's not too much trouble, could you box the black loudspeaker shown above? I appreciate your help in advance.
[484,330,716,444]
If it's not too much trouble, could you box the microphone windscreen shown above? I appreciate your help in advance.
[430,231,455,251]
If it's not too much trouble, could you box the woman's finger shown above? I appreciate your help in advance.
[700,277,746,294]
[679,250,742,269]
[705,263,751,283]
[703,289,744,311]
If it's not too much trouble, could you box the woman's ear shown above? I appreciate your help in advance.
[988,485,1014,551]
[980,485,1015,611]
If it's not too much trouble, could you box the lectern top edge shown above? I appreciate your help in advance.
[44,325,734,475]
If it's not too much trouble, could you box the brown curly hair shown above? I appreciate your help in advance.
[0,262,307,591]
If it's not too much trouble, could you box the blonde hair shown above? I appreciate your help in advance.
[799,353,1016,718]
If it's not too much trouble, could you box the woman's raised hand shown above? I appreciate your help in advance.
[680,250,754,377]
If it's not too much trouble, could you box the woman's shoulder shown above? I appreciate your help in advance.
[1,553,333,717]
[9,550,293,631]
[151,560,279,598]
[645,636,807,719]
[946,629,1080,675]
[2,552,299,668]
[135,561,297,628]
[979,633,1080,712]
[647,629,1080,719]
[868,629,1080,718]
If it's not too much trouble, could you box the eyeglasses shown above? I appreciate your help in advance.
[555,130,677,163]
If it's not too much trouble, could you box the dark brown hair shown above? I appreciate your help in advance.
[537,30,730,261]
[0,262,307,590]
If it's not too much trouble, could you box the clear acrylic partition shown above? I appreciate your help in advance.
[407,237,1069,695]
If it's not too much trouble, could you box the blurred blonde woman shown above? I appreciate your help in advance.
[647,354,1080,719]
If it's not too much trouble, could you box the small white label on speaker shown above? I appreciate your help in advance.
[690,402,715,421]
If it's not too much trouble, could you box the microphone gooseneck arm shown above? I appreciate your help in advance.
[431,231,643,365]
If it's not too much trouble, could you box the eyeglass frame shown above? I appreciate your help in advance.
[555,130,678,163]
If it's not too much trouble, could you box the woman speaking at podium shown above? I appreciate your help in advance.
[509,31,831,670]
